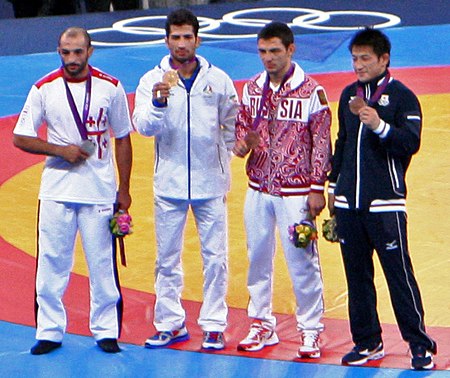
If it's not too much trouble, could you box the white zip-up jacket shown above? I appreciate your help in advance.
[133,55,238,200]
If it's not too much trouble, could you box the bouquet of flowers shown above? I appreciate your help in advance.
[109,210,133,237]
[322,216,338,243]
[288,218,318,249]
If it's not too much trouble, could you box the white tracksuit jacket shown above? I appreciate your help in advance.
[133,54,238,200]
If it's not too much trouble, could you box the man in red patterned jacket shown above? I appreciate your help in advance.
[233,21,332,359]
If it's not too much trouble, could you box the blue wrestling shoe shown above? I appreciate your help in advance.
[411,344,436,370]
[201,331,225,350]
[144,324,189,348]
[341,341,384,365]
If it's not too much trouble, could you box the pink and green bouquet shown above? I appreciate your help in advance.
[110,210,133,237]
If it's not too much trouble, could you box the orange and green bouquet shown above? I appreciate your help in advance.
[288,218,318,249]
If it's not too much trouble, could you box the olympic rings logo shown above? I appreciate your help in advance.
[88,6,401,47]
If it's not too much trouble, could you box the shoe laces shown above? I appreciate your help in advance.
[410,344,431,358]
[155,330,172,339]
[248,322,270,339]
[301,331,319,346]
[352,341,381,354]
[204,331,221,342]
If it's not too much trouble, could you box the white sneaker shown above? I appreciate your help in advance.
[237,320,279,352]
[297,330,320,358]
[144,324,189,348]
[201,331,225,350]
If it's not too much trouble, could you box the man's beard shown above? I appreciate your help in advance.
[64,62,86,77]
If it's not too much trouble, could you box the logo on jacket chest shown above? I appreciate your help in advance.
[250,96,305,121]
[378,94,390,106]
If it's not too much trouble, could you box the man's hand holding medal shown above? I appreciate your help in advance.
[350,96,382,130]
[153,69,179,104]
[232,130,261,157]
[80,139,96,156]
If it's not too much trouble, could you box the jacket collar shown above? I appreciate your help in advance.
[358,70,390,91]
[158,54,210,72]
[255,62,305,92]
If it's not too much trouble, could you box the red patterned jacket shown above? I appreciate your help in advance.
[235,63,332,196]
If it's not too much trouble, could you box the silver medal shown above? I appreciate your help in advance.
[80,139,96,156]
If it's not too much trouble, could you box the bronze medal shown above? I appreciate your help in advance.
[349,96,366,115]
[244,130,261,149]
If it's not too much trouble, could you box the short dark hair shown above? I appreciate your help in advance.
[59,27,91,48]
[349,27,391,60]
[257,22,294,49]
[165,8,200,37]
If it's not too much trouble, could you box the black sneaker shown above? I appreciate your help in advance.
[341,342,384,366]
[30,340,62,355]
[97,338,121,353]
[411,344,435,370]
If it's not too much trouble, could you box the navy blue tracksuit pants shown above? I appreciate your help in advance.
[335,208,435,350]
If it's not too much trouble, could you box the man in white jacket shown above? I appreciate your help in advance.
[133,8,238,351]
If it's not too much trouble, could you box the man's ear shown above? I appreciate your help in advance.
[287,43,295,58]
[380,52,390,67]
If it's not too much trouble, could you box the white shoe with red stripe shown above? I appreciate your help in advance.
[297,330,321,358]
[237,320,279,352]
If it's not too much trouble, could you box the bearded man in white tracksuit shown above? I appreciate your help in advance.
[133,8,238,351]
[13,27,133,355]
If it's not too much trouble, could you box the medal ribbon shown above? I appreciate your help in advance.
[252,63,295,130]
[63,68,92,140]
[169,56,197,70]
[356,70,391,106]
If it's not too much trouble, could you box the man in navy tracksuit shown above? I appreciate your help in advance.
[327,27,437,370]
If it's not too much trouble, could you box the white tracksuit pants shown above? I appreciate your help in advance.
[244,189,324,332]
[36,200,122,342]
[153,195,228,332]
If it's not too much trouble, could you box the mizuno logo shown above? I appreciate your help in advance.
[386,240,398,250]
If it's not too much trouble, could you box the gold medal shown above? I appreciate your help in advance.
[349,96,366,115]
[163,69,179,88]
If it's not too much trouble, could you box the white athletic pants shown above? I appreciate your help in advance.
[244,189,324,332]
[153,195,228,332]
[36,200,122,342]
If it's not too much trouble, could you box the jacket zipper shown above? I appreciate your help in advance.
[356,121,363,209]
[355,84,370,209]
[187,89,191,199]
